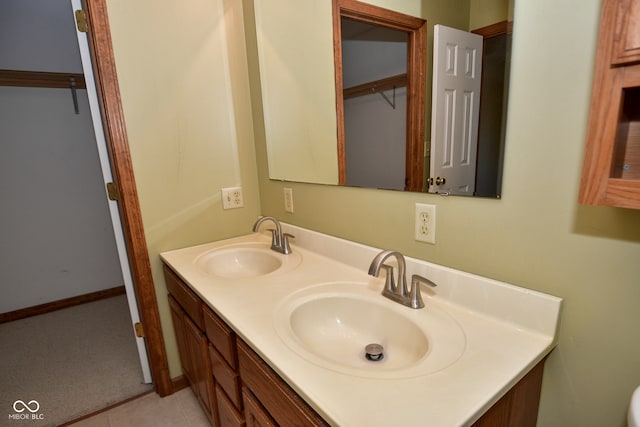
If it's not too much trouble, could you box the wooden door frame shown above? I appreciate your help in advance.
[332,0,426,191]
[83,0,172,396]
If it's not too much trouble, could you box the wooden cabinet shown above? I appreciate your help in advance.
[165,264,328,426]
[184,314,215,418]
[471,359,545,427]
[611,0,640,65]
[165,266,217,425]
[168,297,194,386]
[580,0,640,209]
[237,340,329,427]
[163,263,546,426]
[243,389,277,427]
[216,386,245,427]
[204,307,245,427]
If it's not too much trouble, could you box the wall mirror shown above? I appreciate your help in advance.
[334,1,426,192]
[252,0,513,198]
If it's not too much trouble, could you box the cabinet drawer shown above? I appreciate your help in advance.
[237,340,329,427]
[163,265,203,328]
[243,388,276,427]
[216,385,245,427]
[209,343,242,409]
[204,306,237,369]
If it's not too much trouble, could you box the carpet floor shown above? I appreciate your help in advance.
[0,295,154,426]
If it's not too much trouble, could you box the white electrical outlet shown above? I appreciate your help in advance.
[221,187,243,209]
[284,187,294,213]
[415,203,436,244]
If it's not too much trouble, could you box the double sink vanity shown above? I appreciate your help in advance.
[160,218,562,426]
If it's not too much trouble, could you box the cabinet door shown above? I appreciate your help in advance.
[168,296,196,389]
[243,389,276,427]
[580,0,640,208]
[612,0,640,65]
[472,359,545,426]
[184,314,217,424]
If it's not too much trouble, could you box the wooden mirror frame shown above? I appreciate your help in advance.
[332,0,427,191]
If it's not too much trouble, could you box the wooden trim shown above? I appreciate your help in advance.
[0,69,86,89]
[83,0,172,396]
[579,0,627,206]
[332,0,426,191]
[405,17,427,192]
[58,389,155,426]
[171,375,190,393]
[0,286,125,324]
[472,20,513,38]
[337,0,425,30]
[333,0,347,185]
[343,73,407,99]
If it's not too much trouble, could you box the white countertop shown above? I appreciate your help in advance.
[160,223,562,426]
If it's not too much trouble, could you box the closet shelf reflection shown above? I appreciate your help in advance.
[0,69,86,89]
[343,73,407,109]
[0,69,86,114]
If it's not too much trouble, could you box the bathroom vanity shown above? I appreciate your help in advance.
[161,223,562,426]
[165,264,327,426]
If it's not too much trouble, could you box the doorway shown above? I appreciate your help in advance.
[332,0,427,191]
[0,0,154,423]
[341,18,409,190]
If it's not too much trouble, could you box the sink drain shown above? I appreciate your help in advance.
[365,343,384,362]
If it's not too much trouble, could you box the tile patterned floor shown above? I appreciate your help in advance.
[67,388,209,427]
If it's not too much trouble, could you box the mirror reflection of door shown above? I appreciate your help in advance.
[333,0,426,192]
[430,25,483,196]
[474,23,512,198]
[341,19,408,191]
[430,23,512,197]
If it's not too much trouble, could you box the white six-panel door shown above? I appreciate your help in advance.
[430,25,483,196]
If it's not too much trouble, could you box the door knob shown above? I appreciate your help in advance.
[429,177,447,185]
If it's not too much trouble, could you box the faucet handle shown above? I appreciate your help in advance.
[409,275,436,309]
[412,274,437,288]
[281,233,295,255]
[380,264,396,293]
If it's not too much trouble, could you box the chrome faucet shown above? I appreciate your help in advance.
[252,216,294,254]
[368,250,436,309]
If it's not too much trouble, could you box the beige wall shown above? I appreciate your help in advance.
[107,0,640,425]
[253,1,640,426]
[253,0,339,185]
[106,0,261,376]
[469,0,510,30]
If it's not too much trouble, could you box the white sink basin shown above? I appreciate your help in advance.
[195,243,302,279]
[274,282,466,378]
